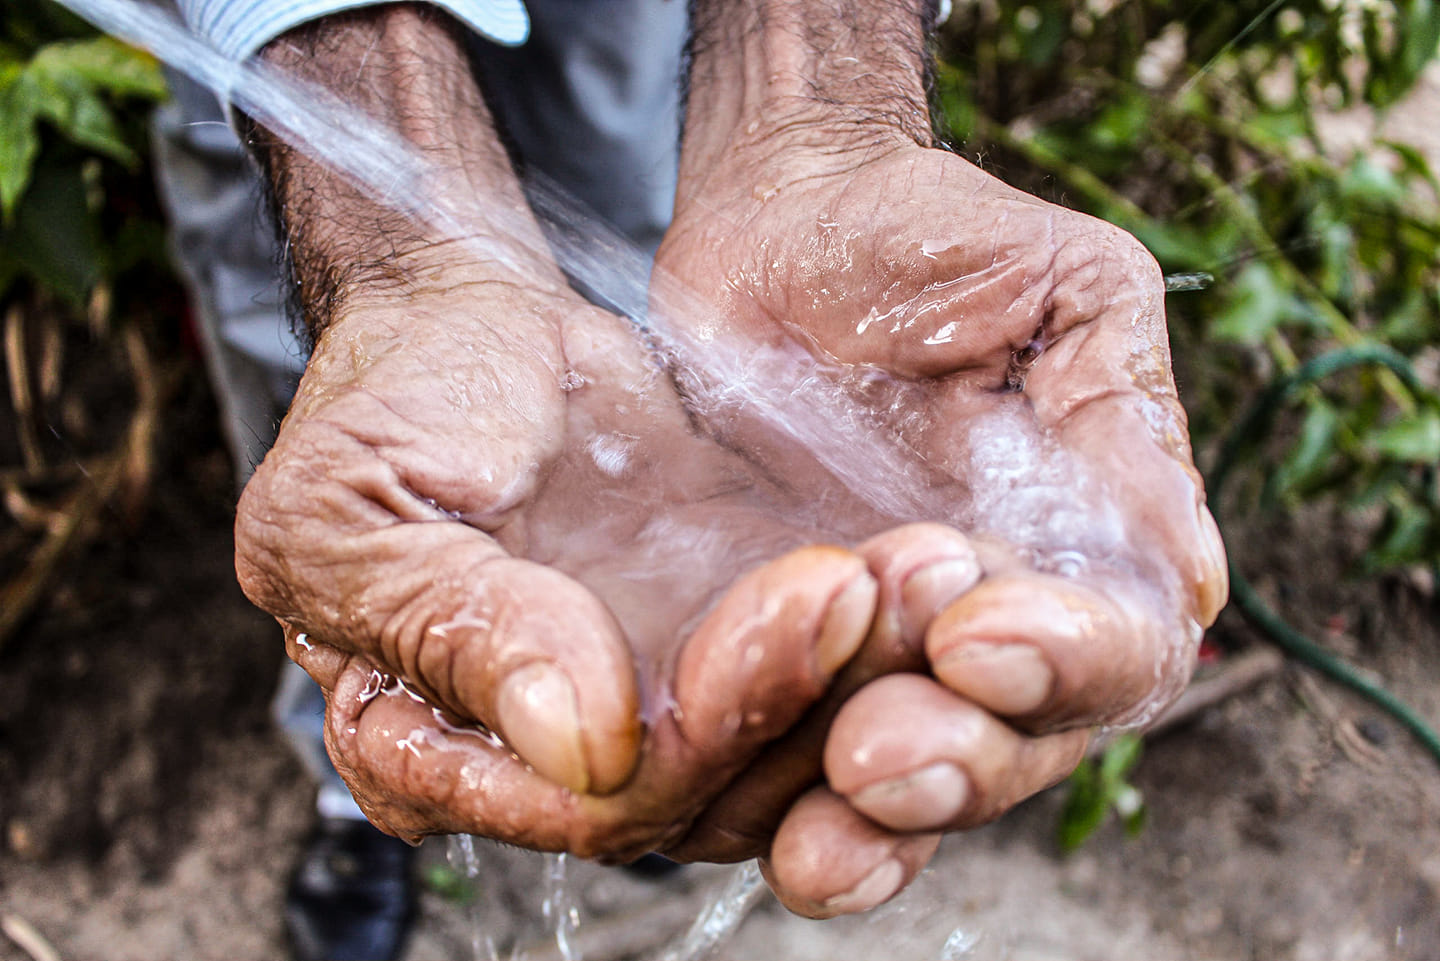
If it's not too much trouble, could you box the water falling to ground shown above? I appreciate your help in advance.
[645,861,767,961]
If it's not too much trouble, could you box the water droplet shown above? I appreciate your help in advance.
[856,306,882,336]
[587,433,633,477]
[1038,550,1087,578]
[923,321,960,345]
[358,670,385,703]
[447,834,481,879]
[939,927,985,959]
[559,369,586,391]
[651,861,766,961]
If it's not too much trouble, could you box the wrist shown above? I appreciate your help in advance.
[680,0,934,205]
[250,5,556,339]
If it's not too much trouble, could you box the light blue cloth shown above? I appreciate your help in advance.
[177,0,529,62]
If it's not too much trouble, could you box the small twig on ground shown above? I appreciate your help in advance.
[0,913,62,961]
[1146,646,1286,739]
[1293,672,1387,770]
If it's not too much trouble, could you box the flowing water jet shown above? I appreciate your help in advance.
[647,860,767,961]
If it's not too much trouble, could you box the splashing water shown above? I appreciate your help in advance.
[540,853,582,961]
[447,835,501,961]
[46,0,1109,540]
[648,861,767,961]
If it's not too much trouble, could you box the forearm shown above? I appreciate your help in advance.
[249,4,547,340]
[682,0,935,194]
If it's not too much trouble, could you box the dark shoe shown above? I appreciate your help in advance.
[621,852,684,879]
[286,818,417,961]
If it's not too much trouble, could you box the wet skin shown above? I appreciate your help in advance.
[652,138,1228,915]
[238,4,1228,919]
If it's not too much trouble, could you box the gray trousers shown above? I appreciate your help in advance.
[153,0,688,818]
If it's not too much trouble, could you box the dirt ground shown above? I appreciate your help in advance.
[3,72,1440,961]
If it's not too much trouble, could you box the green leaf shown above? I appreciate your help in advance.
[0,63,41,219]
[1090,92,1149,152]
[1098,733,1143,786]
[1247,106,1309,146]
[1372,409,1440,463]
[1133,220,1213,269]
[29,63,135,164]
[1377,287,1436,347]
[1057,759,1107,853]
[1210,262,1294,343]
[31,36,167,102]
[1364,494,1436,570]
[1340,155,1406,206]
[0,157,102,305]
[1122,801,1147,838]
[1270,399,1341,499]
[1383,140,1440,199]
[1058,735,1147,853]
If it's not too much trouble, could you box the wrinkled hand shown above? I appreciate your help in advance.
[233,243,996,863]
[236,2,981,870]
[654,140,1229,915]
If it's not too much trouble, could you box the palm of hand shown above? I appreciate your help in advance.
[655,146,1227,738]
[235,270,898,860]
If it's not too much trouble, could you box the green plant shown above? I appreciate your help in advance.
[1,0,173,647]
[1057,734,1146,853]
[933,0,1440,836]
[1,0,168,306]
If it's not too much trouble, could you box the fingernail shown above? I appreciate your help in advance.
[815,574,879,677]
[496,662,589,794]
[900,558,981,642]
[1194,506,1229,625]
[939,642,1054,716]
[822,858,905,915]
[849,762,969,832]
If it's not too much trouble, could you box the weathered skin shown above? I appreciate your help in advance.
[233,2,1228,920]
[654,136,1229,912]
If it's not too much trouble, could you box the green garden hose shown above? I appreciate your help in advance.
[1208,344,1440,768]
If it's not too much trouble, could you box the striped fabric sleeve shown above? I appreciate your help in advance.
[176,0,530,63]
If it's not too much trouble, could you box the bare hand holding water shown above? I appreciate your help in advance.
[233,6,989,871]
[655,0,1231,916]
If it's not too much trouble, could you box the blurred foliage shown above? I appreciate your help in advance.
[1,0,169,308]
[1,1,177,638]
[936,0,1440,576]
[1058,734,1146,852]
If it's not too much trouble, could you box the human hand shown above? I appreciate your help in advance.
[653,0,1229,916]
[235,4,987,867]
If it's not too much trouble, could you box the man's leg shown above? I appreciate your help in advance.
[468,0,688,257]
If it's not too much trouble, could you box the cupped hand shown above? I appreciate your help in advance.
[653,141,1229,915]
[233,239,994,862]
